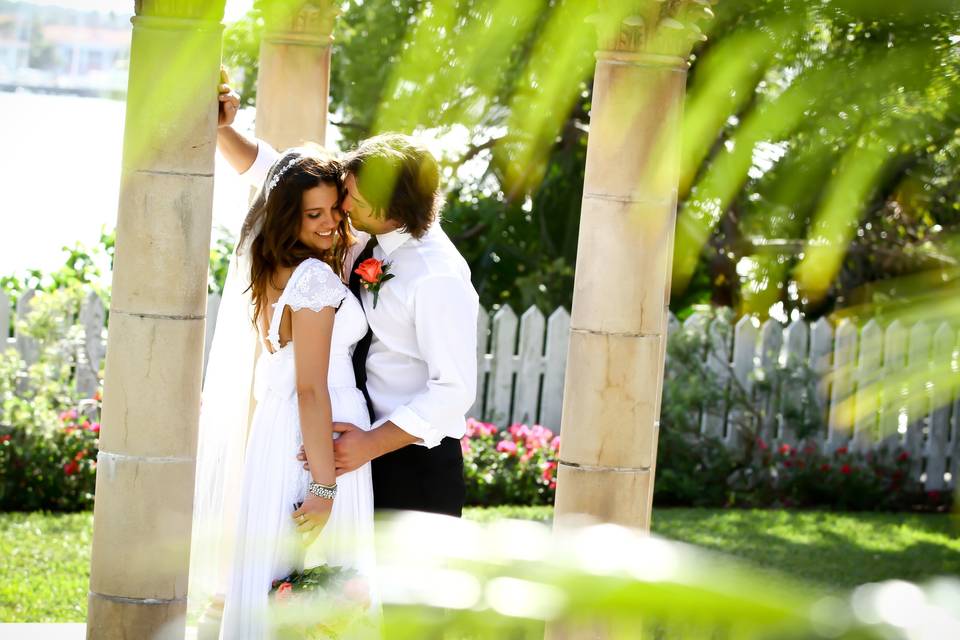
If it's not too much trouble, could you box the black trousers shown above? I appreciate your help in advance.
[371,437,465,517]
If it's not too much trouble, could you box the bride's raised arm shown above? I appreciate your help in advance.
[217,73,280,187]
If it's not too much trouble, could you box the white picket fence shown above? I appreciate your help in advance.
[3,290,958,491]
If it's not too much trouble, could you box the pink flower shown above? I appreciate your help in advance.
[59,409,78,422]
[549,480,557,490]
[756,438,768,451]
[465,418,481,438]
[460,438,471,454]
[496,440,517,455]
[88,423,101,434]
[550,436,561,452]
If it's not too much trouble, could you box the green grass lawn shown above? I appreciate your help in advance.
[2,507,958,622]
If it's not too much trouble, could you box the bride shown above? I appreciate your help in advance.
[190,144,376,639]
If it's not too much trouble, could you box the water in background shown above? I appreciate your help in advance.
[0,90,253,282]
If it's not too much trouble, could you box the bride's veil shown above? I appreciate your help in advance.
[188,169,275,620]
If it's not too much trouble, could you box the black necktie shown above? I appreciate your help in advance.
[349,236,378,422]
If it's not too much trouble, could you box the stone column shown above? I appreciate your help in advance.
[87,2,225,638]
[553,1,710,531]
[255,0,340,149]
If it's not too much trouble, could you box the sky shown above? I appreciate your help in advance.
[21,0,255,22]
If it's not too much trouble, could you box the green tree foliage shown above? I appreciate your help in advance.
[224,1,960,319]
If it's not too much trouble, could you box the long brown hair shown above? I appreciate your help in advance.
[239,147,354,327]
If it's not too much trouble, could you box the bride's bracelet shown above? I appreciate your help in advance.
[308,481,337,500]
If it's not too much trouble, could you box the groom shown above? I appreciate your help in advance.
[218,89,479,517]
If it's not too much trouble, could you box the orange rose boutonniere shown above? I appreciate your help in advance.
[355,258,395,308]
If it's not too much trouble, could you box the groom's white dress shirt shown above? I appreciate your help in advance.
[243,142,479,448]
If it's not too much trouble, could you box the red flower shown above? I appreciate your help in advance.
[64,426,76,435]
[63,462,78,476]
[840,464,852,475]
[820,463,831,472]
[74,450,87,462]
[94,390,102,402]
[276,582,293,602]
[548,480,557,490]
[354,258,384,284]
[835,446,848,456]
[783,460,793,468]
[779,444,792,456]
[927,490,942,502]
[88,423,101,434]
[0,435,10,444]
[756,437,768,451]
[542,461,557,481]
[897,451,910,462]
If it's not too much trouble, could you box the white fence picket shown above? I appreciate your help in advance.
[513,307,545,424]
[470,306,490,420]
[852,319,883,452]
[541,308,569,432]
[756,319,783,444]
[77,292,105,399]
[827,319,857,452]
[781,319,809,446]
[485,306,518,425]
[925,323,954,490]
[809,318,834,443]
[880,320,908,446]
[727,316,758,449]
[701,315,732,439]
[0,294,10,344]
[14,290,39,369]
[905,322,932,478]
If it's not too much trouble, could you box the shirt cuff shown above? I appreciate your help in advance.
[240,141,278,184]
[387,405,445,449]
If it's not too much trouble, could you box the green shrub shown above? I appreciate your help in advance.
[461,419,558,506]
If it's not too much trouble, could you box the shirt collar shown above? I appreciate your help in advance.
[375,228,411,257]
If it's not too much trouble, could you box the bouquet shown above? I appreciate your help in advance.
[269,565,372,639]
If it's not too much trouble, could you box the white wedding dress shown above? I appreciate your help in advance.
[217,257,377,639]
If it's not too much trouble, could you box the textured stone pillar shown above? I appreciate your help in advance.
[553,1,709,532]
[255,0,340,149]
[87,2,225,638]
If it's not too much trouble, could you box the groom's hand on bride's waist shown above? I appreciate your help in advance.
[331,422,377,475]
[297,421,421,475]
[296,422,376,476]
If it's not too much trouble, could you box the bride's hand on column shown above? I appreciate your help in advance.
[217,66,241,128]
[292,495,332,545]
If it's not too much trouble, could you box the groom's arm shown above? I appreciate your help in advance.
[382,275,479,448]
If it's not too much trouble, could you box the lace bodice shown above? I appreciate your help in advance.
[260,259,368,392]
